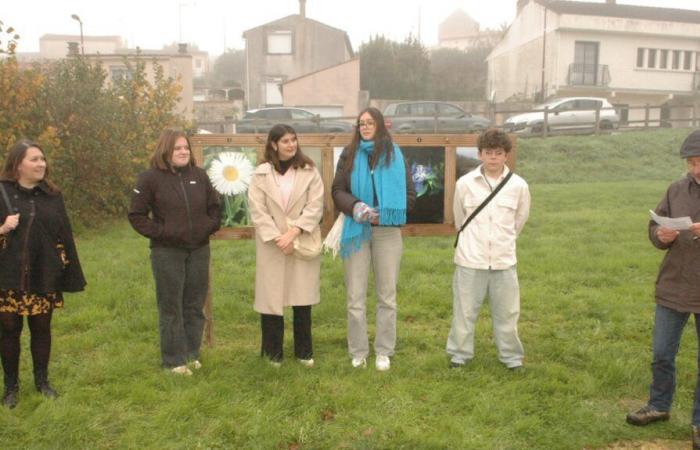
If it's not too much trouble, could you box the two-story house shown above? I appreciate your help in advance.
[242,0,354,109]
[487,0,700,126]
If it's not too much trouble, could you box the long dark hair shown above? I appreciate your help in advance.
[263,124,314,172]
[150,129,196,172]
[344,107,394,174]
[0,139,59,192]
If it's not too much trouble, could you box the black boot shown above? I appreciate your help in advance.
[34,370,58,399]
[2,377,19,409]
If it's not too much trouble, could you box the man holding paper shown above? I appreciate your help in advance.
[627,129,700,448]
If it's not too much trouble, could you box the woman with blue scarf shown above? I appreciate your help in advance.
[332,107,415,371]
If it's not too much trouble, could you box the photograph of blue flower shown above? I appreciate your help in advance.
[402,146,445,224]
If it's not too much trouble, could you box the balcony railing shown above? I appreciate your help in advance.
[567,63,610,87]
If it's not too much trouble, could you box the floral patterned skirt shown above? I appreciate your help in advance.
[0,289,63,316]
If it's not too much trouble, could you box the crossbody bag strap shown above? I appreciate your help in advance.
[453,171,514,248]
[0,182,14,216]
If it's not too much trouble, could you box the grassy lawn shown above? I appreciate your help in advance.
[0,128,698,449]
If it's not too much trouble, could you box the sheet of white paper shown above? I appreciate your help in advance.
[649,210,693,230]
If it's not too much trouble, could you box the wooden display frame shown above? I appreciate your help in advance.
[191,133,518,238]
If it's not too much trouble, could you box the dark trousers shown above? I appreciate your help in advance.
[648,304,700,424]
[260,306,312,362]
[150,245,210,368]
[0,310,53,388]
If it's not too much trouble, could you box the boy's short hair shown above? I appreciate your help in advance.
[478,128,512,153]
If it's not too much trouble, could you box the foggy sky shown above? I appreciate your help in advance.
[5,0,700,56]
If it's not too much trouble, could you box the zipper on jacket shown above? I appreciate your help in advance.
[178,172,194,242]
[20,198,36,291]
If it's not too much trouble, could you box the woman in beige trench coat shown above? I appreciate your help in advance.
[248,124,324,367]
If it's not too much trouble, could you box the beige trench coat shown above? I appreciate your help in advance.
[248,162,324,316]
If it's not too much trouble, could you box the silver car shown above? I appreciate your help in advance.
[383,101,491,134]
[235,107,353,134]
[504,97,619,134]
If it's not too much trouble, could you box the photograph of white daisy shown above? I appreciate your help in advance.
[204,147,257,227]
[208,152,254,196]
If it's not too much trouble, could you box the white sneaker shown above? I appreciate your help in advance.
[375,355,391,371]
[171,365,193,376]
[269,360,282,368]
[298,358,314,368]
[191,360,202,370]
[351,357,367,368]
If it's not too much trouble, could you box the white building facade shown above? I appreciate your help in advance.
[488,0,700,125]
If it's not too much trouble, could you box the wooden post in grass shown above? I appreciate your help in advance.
[204,261,213,346]
[543,106,549,138]
[594,105,600,135]
[644,104,650,128]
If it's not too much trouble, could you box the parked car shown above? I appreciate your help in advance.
[383,101,491,134]
[503,97,619,134]
[235,107,353,134]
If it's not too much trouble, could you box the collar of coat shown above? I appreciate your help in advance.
[253,162,315,211]
[5,179,56,196]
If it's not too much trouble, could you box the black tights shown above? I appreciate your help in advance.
[0,311,52,387]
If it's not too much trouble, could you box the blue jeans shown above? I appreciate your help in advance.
[648,304,700,424]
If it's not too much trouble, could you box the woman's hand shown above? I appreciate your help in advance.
[275,226,301,254]
[657,226,679,244]
[353,202,375,223]
[0,214,19,234]
[368,208,379,225]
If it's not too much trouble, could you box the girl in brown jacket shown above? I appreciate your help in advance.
[128,130,221,375]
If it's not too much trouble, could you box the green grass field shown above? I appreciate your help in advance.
[0,128,697,449]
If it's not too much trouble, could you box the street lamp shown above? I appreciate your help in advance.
[70,14,84,56]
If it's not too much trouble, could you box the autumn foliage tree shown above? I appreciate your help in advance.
[0,28,189,223]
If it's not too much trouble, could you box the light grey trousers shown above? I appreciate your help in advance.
[446,265,524,368]
[343,227,403,359]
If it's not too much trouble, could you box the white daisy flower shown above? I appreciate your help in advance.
[207,152,254,196]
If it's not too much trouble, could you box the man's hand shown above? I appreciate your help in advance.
[657,226,680,244]
[690,223,700,239]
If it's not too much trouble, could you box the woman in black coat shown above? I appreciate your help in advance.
[0,140,86,409]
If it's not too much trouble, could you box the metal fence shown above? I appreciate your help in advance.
[196,103,700,138]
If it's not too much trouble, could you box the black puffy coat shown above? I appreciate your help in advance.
[0,180,86,293]
[128,165,221,249]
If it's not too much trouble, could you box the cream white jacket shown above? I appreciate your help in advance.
[453,165,530,270]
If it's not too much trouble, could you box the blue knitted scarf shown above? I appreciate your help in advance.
[340,139,407,258]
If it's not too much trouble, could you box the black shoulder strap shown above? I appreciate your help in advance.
[453,171,514,248]
[0,182,13,215]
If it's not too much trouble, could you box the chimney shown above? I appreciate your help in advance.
[67,41,79,56]
[606,0,616,4]
[178,43,188,54]
[300,0,306,19]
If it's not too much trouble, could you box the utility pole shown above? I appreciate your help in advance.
[70,14,84,56]
[540,6,547,101]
